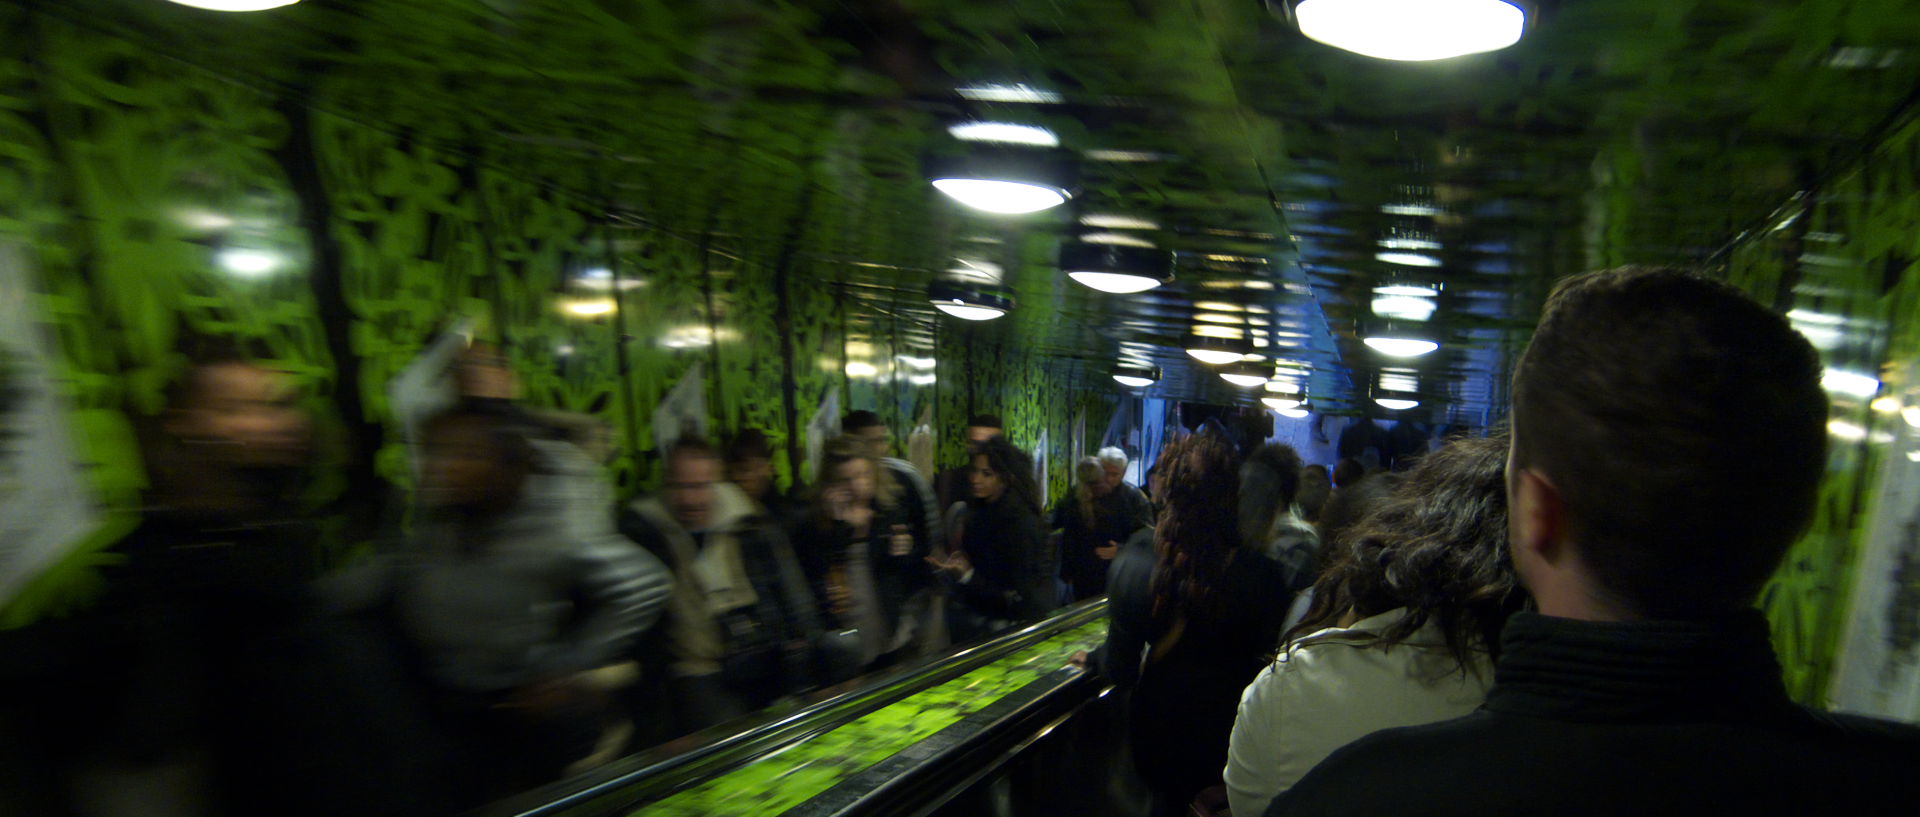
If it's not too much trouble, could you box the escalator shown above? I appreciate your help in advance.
[481,600,1141,817]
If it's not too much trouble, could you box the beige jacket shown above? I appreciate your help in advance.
[1224,608,1493,817]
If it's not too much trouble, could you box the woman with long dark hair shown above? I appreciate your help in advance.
[1088,433,1291,817]
[927,435,1052,639]
[1223,434,1524,817]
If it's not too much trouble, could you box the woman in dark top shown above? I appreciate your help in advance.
[928,436,1052,637]
[790,436,929,671]
[1085,432,1290,817]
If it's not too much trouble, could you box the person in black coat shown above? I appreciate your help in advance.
[1051,457,1153,600]
[788,436,932,672]
[1082,433,1290,817]
[928,435,1053,640]
[1266,268,1920,816]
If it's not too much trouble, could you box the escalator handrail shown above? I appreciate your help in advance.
[486,598,1110,817]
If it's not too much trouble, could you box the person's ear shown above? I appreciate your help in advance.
[1510,466,1568,564]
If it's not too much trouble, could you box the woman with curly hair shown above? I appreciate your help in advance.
[927,435,1053,640]
[1223,433,1524,817]
[1086,432,1291,817]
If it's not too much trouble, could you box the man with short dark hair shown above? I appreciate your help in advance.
[1266,267,1920,816]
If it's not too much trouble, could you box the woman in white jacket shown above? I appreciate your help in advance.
[1224,434,1524,817]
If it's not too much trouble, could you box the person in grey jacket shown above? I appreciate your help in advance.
[393,406,669,785]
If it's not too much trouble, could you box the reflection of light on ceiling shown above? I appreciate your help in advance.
[1787,309,1845,325]
[1373,295,1436,321]
[1381,203,1442,217]
[949,258,1003,281]
[1905,405,1920,429]
[908,373,938,386]
[1374,398,1420,410]
[1379,370,1419,391]
[897,355,936,370]
[575,268,644,291]
[956,84,1063,103]
[1195,302,1245,312]
[1192,325,1245,339]
[933,301,1007,321]
[1822,369,1880,398]
[1379,236,1441,251]
[1205,254,1265,263]
[167,0,300,10]
[1871,396,1902,414]
[563,298,616,317]
[177,209,236,230]
[948,121,1060,147]
[1276,407,1311,418]
[1080,214,1158,230]
[1376,251,1442,267]
[1375,284,1439,298]
[1195,313,1240,324]
[1826,420,1891,443]
[1364,336,1439,357]
[1084,149,1163,162]
[1243,280,1275,290]
[1078,232,1156,248]
[930,178,1069,214]
[845,361,880,378]
[218,248,281,277]
[663,325,734,348]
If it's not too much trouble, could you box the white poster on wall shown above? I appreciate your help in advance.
[652,361,708,455]
[804,389,841,486]
[0,241,103,607]
[1831,365,1920,723]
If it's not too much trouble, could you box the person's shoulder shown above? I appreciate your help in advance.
[1266,714,1494,815]
[1793,706,1920,757]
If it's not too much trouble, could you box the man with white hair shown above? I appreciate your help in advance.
[1096,447,1143,497]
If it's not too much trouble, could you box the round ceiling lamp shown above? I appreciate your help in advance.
[1363,319,1439,358]
[167,0,299,8]
[1113,364,1161,389]
[1282,0,1529,62]
[1276,406,1312,418]
[928,281,1014,321]
[947,121,1060,147]
[1220,361,1271,388]
[1262,379,1305,410]
[1372,369,1423,411]
[1185,334,1254,365]
[927,148,1077,215]
[1062,241,1175,294]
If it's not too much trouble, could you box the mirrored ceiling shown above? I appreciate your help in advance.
[57,0,1920,420]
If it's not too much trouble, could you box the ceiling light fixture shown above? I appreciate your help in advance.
[955,84,1063,104]
[1078,232,1158,248]
[1372,368,1423,410]
[1113,365,1161,389]
[927,148,1076,215]
[1363,319,1440,358]
[1376,251,1442,267]
[167,0,299,10]
[928,281,1014,321]
[1283,0,1529,62]
[1276,406,1312,419]
[1080,214,1159,230]
[1062,242,1175,294]
[947,121,1061,147]
[1185,334,1254,365]
[1373,294,1437,321]
[1220,361,1271,388]
[1379,236,1442,251]
[1262,379,1305,410]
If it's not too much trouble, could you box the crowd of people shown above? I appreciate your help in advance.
[5,265,1920,816]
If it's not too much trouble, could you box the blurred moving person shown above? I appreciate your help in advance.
[1225,435,1520,817]
[1239,443,1320,593]
[1051,456,1151,601]
[1295,464,1331,525]
[620,438,836,737]
[725,428,804,529]
[394,407,667,795]
[1266,268,1920,816]
[790,437,930,672]
[928,436,1051,641]
[1086,433,1290,817]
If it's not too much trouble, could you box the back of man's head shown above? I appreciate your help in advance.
[842,410,884,434]
[1511,267,1827,618]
